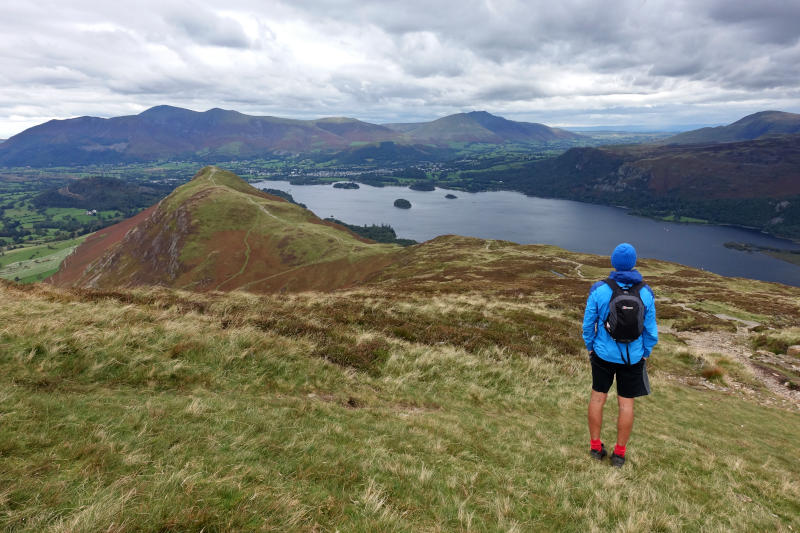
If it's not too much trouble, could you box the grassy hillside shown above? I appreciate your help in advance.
[1,237,799,531]
[50,167,399,292]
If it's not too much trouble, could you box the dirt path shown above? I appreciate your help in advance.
[201,168,355,291]
[553,257,585,278]
[677,327,800,409]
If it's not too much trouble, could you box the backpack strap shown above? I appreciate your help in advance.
[628,282,644,296]
[604,277,621,294]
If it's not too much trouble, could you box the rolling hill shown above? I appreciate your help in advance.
[49,166,399,292]
[384,110,584,143]
[0,107,583,167]
[664,110,800,144]
[32,176,172,211]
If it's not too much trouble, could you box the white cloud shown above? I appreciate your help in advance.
[0,0,799,137]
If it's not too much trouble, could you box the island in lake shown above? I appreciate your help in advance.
[445,194,457,199]
[333,182,360,189]
[394,198,412,209]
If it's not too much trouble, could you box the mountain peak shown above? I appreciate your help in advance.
[204,107,243,117]
[138,105,195,116]
[50,167,398,292]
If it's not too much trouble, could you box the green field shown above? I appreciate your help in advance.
[0,236,87,282]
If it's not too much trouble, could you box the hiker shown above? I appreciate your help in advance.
[582,243,658,467]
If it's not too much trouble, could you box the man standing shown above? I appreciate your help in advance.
[582,243,658,467]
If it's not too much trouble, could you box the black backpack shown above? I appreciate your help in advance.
[604,278,645,347]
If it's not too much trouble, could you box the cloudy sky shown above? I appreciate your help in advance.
[1,0,799,137]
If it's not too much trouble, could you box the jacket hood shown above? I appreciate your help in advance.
[609,269,643,285]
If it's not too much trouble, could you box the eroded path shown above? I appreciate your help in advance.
[674,326,800,410]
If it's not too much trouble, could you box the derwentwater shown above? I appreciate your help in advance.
[255,180,800,287]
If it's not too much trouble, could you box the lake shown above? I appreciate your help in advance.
[254,180,800,287]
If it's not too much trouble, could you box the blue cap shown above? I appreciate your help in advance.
[611,243,637,271]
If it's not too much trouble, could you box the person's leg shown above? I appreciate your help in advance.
[616,395,634,447]
[589,353,614,459]
[588,390,608,440]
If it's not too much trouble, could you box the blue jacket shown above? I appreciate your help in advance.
[582,269,658,365]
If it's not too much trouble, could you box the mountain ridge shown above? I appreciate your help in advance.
[382,110,583,143]
[663,110,800,144]
[458,133,800,238]
[0,107,580,166]
[49,166,399,291]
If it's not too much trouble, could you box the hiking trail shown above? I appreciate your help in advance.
[676,326,800,410]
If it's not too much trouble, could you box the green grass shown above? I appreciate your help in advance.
[753,328,800,355]
[0,236,86,282]
[0,282,798,531]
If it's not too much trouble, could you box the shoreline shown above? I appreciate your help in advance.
[251,176,800,246]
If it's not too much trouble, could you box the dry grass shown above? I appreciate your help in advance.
[1,238,799,531]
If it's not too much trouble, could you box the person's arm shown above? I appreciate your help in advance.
[582,291,599,354]
[641,288,658,358]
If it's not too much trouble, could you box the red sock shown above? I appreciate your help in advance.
[590,439,603,451]
[613,444,626,457]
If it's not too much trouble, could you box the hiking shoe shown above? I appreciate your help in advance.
[590,443,607,461]
[610,452,626,468]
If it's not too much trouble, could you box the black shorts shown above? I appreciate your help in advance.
[590,351,651,398]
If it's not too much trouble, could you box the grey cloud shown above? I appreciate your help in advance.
[107,75,215,96]
[167,9,251,48]
[708,0,800,45]
[648,59,707,79]
[475,83,548,102]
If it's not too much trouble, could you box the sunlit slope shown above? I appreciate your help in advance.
[2,236,799,530]
[50,166,399,292]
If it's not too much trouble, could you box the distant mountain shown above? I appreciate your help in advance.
[664,111,800,144]
[384,111,584,143]
[0,107,581,167]
[555,135,800,199]
[49,166,399,291]
[0,106,402,167]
